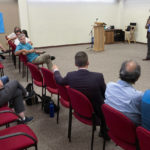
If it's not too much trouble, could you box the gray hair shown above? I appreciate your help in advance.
[119,60,141,84]
[18,33,25,40]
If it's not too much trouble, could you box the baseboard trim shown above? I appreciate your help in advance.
[136,42,147,45]
[34,42,91,49]
[34,41,146,49]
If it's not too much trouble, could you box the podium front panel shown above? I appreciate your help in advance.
[93,25,104,51]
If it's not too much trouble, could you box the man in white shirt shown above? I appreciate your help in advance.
[7,26,21,41]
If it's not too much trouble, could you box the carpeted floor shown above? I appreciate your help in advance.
[1,43,150,150]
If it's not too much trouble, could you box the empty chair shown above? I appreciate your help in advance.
[56,84,70,129]
[0,105,20,128]
[8,40,17,67]
[27,63,43,107]
[27,62,44,97]
[67,87,100,150]
[0,124,38,150]
[41,67,59,123]
[102,104,137,150]
[136,126,150,150]
[57,84,70,108]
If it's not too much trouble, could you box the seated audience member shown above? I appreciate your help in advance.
[7,26,21,41]
[0,76,33,123]
[141,89,150,130]
[14,30,32,46]
[53,51,109,140]
[0,43,6,52]
[15,34,55,71]
[105,60,143,126]
[0,43,10,53]
[22,29,33,45]
[0,43,6,59]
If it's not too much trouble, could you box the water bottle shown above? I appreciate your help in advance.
[49,101,54,118]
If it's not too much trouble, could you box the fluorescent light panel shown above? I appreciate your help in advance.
[28,0,115,3]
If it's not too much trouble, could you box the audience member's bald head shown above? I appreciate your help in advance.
[119,60,141,84]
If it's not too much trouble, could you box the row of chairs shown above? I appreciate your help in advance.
[7,39,29,81]
[3,41,148,150]
[0,104,38,150]
[27,63,100,150]
[102,104,150,150]
[27,62,150,150]
[1,45,150,150]
[2,53,149,150]
[0,41,38,149]
[0,38,15,77]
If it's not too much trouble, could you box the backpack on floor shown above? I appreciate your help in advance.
[42,95,59,114]
[25,83,38,105]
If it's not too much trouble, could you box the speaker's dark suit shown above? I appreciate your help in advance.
[54,69,107,132]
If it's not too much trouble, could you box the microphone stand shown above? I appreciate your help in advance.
[87,26,94,50]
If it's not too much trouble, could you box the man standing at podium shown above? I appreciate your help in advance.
[143,16,150,60]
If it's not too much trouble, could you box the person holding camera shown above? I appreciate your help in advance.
[143,16,150,60]
[105,60,143,126]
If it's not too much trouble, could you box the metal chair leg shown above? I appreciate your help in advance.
[68,107,72,142]
[35,144,38,150]
[19,58,21,73]
[103,139,106,150]
[27,67,28,82]
[56,94,60,124]
[6,123,9,128]
[91,125,95,150]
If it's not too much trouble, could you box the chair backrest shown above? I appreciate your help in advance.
[67,87,94,124]
[40,67,57,89]
[102,104,136,144]
[56,84,70,108]
[136,126,150,150]
[19,54,28,65]
[27,62,43,83]
[0,62,4,69]
[8,40,16,51]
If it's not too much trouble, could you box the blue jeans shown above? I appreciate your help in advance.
[0,76,9,85]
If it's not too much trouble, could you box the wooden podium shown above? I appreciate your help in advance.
[93,22,105,51]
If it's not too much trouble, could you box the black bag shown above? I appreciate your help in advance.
[42,95,59,114]
[25,83,38,105]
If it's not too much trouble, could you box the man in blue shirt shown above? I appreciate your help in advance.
[142,89,150,130]
[105,60,143,125]
[15,34,55,70]
[143,16,150,60]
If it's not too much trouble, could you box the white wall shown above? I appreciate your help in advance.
[19,1,119,47]
[18,0,30,35]
[120,0,150,43]
[18,0,150,47]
